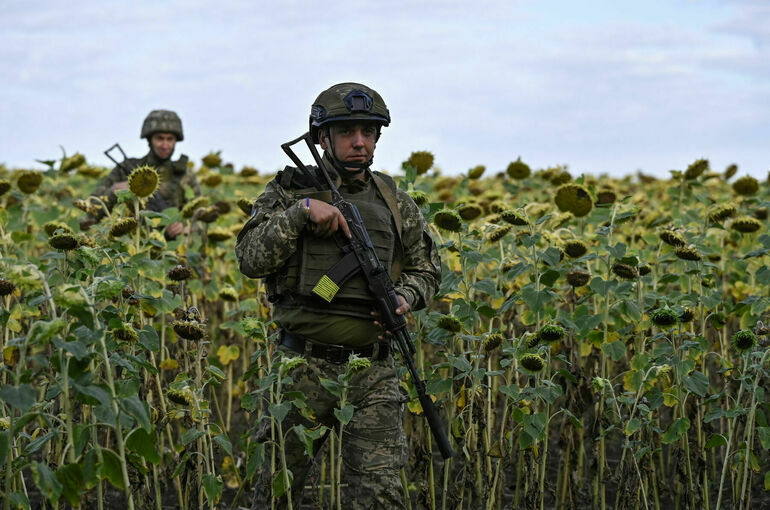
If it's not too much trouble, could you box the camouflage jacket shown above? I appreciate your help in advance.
[235,164,441,311]
[88,151,200,220]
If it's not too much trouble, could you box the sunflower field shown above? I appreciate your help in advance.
[0,151,769,510]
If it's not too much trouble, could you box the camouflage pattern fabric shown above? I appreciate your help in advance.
[235,164,441,311]
[88,151,200,221]
[252,347,407,509]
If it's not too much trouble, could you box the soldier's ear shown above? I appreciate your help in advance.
[319,128,329,151]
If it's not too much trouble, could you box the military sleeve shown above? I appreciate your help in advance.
[235,178,309,278]
[393,189,441,311]
[86,163,131,220]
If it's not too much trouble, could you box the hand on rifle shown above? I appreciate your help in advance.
[372,294,410,340]
[307,199,351,239]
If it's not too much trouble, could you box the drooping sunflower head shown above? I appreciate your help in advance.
[563,240,588,258]
[128,165,159,198]
[554,183,593,217]
[181,196,210,218]
[49,233,80,251]
[723,163,738,180]
[207,227,233,243]
[436,314,463,333]
[675,245,702,261]
[405,151,434,175]
[506,158,531,180]
[612,262,638,280]
[488,225,513,243]
[520,354,545,373]
[500,209,529,226]
[458,203,484,221]
[732,329,757,352]
[659,229,686,247]
[16,171,43,194]
[43,221,74,237]
[650,308,678,328]
[483,333,504,352]
[707,203,737,223]
[433,209,463,232]
[566,270,591,287]
[172,320,206,341]
[684,158,709,180]
[201,173,223,187]
[109,218,138,237]
[537,324,566,343]
[596,189,617,205]
[732,175,759,196]
[0,279,16,297]
[679,307,695,323]
[0,179,11,196]
[218,287,239,302]
[729,216,762,234]
[168,264,193,281]
[468,165,486,180]
[202,152,223,168]
[408,190,429,207]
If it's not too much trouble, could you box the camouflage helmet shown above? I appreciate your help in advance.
[141,110,184,141]
[310,83,390,143]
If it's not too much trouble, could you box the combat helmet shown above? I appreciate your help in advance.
[141,110,184,141]
[310,83,390,144]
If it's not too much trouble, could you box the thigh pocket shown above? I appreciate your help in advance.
[341,399,408,473]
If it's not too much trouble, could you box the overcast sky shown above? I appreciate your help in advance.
[1,0,768,178]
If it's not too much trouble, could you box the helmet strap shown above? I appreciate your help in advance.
[323,127,373,174]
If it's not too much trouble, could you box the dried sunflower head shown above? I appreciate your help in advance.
[538,324,566,343]
[202,152,222,168]
[650,308,678,327]
[172,320,206,341]
[724,164,738,180]
[659,229,686,247]
[436,315,463,333]
[113,324,138,343]
[563,240,588,258]
[60,153,86,173]
[458,203,484,221]
[506,158,531,180]
[679,307,695,323]
[167,387,195,406]
[612,262,638,279]
[754,207,768,220]
[181,196,210,218]
[732,175,759,196]
[160,358,179,371]
[500,209,529,226]
[406,151,434,175]
[433,209,462,232]
[43,221,74,237]
[729,217,762,234]
[0,279,16,296]
[596,189,617,205]
[128,165,159,198]
[49,233,80,251]
[684,158,708,180]
[168,264,192,281]
[237,197,254,215]
[675,245,701,261]
[213,200,231,215]
[554,184,593,217]
[218,287,239,302]
[468,165,485,180]
[207,227,232,243]
[483,333,504,352]
[488,225,513,243]
[408,190,429,207]
[195,205,220,223]
[638,264,652,276]
[240,166,258,177]
[549,170,572,185]
[201,173,223,187]
[707,203,737,223]
[566,270,591,287]
[0,179,11,196]
[732,329,757,352]
[109,218,138,237]
[17,171,43,194]
[520,354,545,373]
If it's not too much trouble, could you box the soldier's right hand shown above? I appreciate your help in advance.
[307,199,351,239]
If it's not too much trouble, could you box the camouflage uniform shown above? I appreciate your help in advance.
[87,150,200,222]
[236,159,441,508]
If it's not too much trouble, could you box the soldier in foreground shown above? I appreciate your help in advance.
[236,83,442,508]
[81,109,199,239]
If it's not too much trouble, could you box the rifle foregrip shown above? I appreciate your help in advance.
[419,393,454,459]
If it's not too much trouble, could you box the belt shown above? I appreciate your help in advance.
[280,330,390,364]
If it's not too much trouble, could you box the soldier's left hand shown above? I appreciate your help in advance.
[373,295,410,340]
[164,221,184,239]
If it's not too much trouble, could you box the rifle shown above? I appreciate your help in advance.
[104,143,129,171]
[281,132,454,460]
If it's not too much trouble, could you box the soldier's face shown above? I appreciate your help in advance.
[150,132,177,160]
[320,122,377,169]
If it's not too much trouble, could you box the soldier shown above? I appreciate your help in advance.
[81,109,200,238]
[235,83,441,508]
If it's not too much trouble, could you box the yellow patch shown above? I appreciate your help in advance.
[312,275,339,303]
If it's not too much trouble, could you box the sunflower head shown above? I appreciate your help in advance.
[650,308,678,328]
[754,207,768,220]
[240,166,258,177]
[563,240,588,258]
[724,164,738,180]
[659,229,686,247]
[679,307,695,323]
[500,209,529,226]
[483,333,504,352]
[596,189,617,205]
[506,158,531,180]
[732,175,759,196]
[732,329,757,352]
[168,264,193,281]
[207,227,232,243]
[49,233,80,251]
[201,173,223,187]
[488,225,513,243]
[436,315,463,333]
[707,203,737,223]
[675,245,702,261]
[566,270,591,287]
[202,152,223,168]
[196,206,221,223]
[684,158,709,180]
[172,320,206,341]
[60,152,86,173]
[113,324,138,343]
[408,190,429,207]
[405,151,434,175]
[612,262,638,279]
[638,264,652,276]
[0,180,11,196]
[554,184,593,217]
[218,287,239,302]
[43,221,74,237]
[549,170,572,186]
[17,171,43,194]
[167,387,195,406]
[128,165,159,198]
[182,196,211,218]
[468,165,486,180]
[109,218,138,237]
[433,209,463,232]
[458,203,484,221]
[520,354,545,373]
[730,217,762,234]
[538,324,566,343]
[0,279,16,296]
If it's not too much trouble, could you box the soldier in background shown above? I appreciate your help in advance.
[81,109,200,239]
[236,83,441,509]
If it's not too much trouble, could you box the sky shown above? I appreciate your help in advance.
[1,0,768,178]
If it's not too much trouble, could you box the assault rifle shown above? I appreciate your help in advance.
[281,132,454,460]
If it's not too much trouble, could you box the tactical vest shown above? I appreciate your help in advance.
[270,167,402,320]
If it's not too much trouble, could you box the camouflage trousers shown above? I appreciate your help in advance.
[252,344,408,509]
